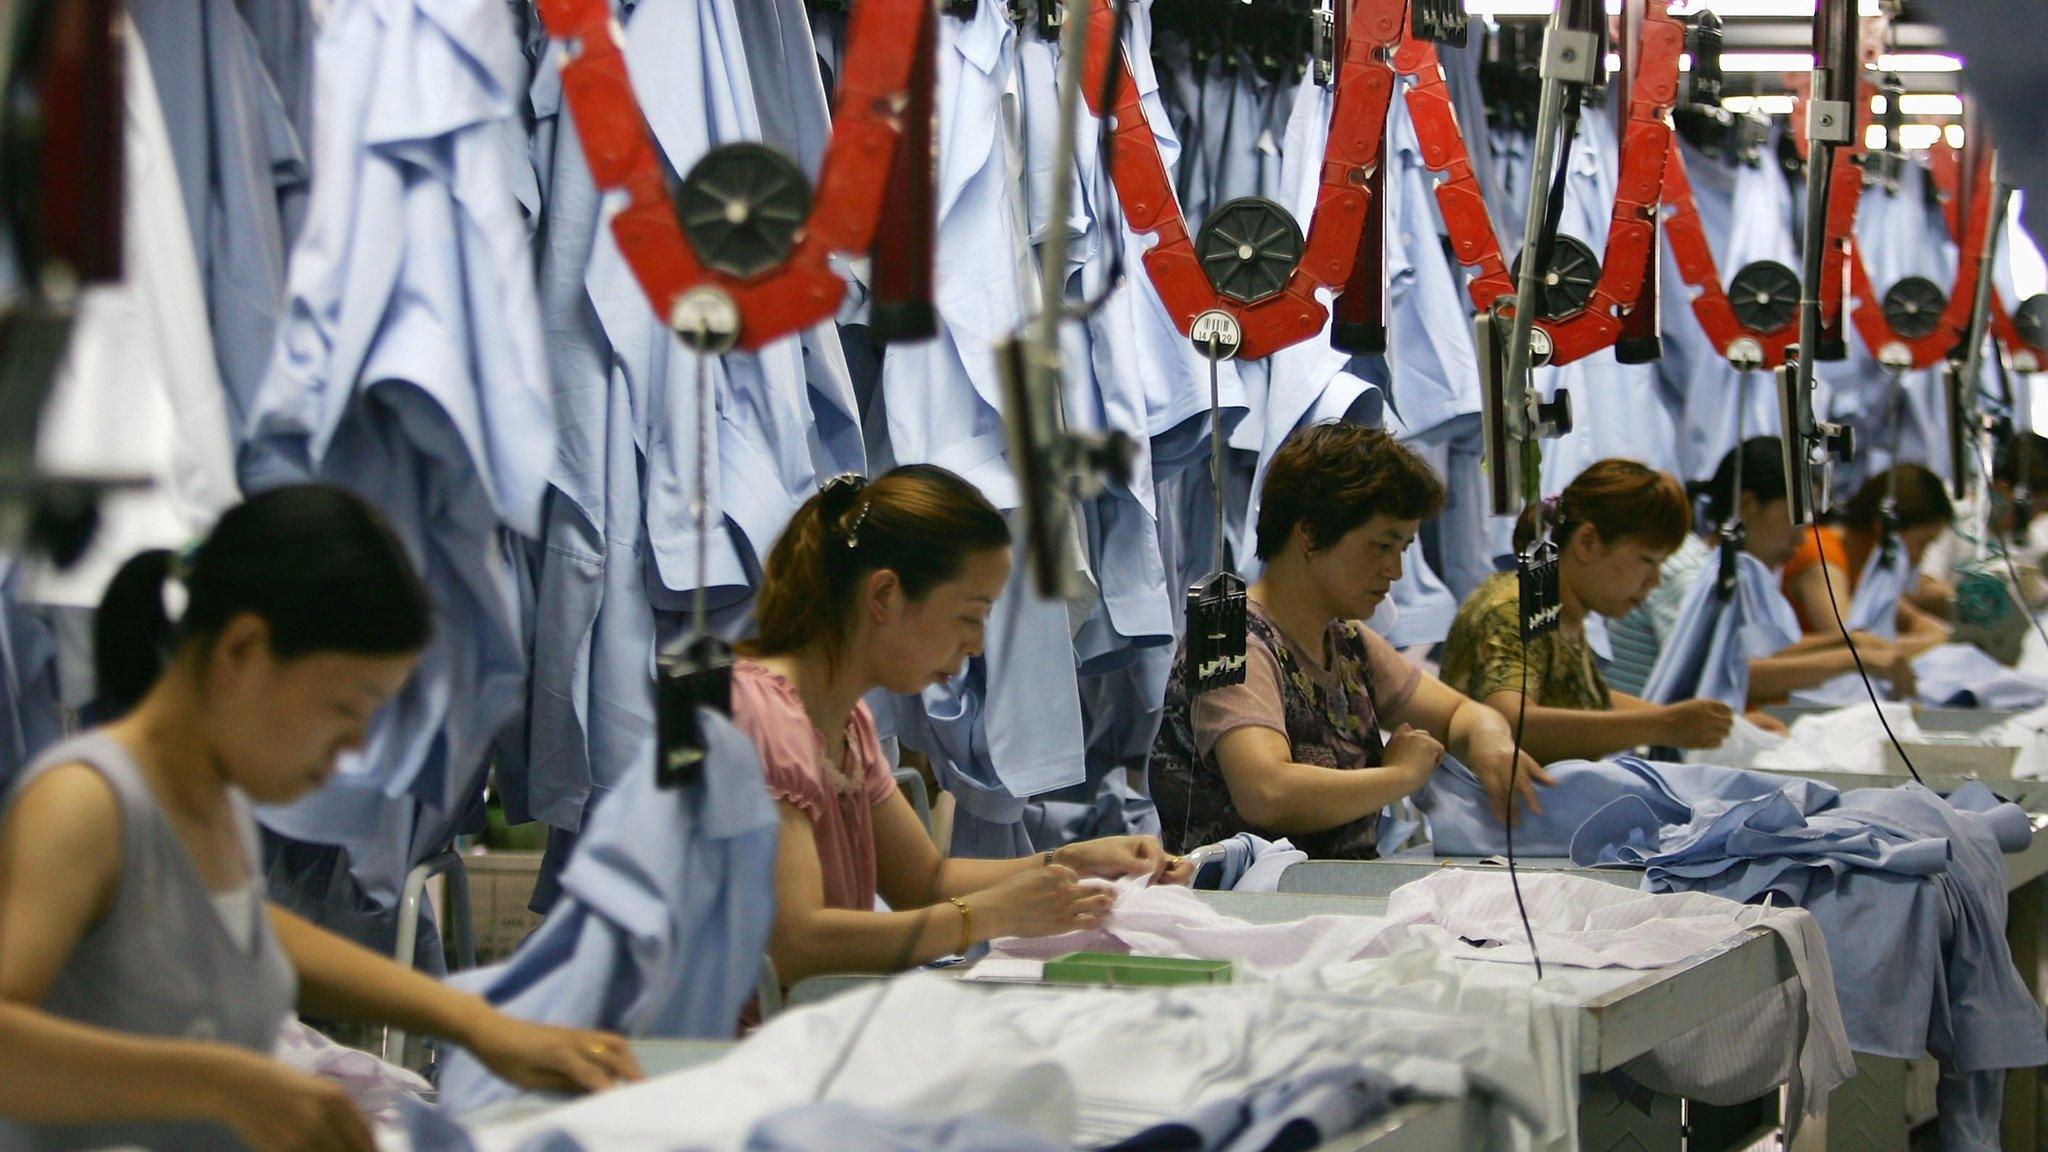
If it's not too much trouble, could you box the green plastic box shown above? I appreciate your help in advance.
[1041,951,1235,987]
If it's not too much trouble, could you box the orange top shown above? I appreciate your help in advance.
[1781,525,1878,631]
[1783,525,1848,632]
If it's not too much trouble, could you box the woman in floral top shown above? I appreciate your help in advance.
[1440,458,1736,763]
[1152,424,1544,858]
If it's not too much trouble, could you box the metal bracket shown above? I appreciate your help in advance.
[1541,28,1600,85]
[669,287,742,355]
[1806,97,1853,146]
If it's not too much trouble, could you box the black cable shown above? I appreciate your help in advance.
[1505,628,1543,980]
[1811,518,1925,784]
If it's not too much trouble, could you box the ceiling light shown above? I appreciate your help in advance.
[1899,124,1941,149]
[1898,94,1964,115]
[1722,94,1797,114]
[1944,123,1965,148]
[1722,52,1815,72]
[1864,124,1886,149]
[1878,53,1963,72]
[1669,0,1885,13]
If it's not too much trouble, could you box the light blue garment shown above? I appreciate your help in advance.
[1656,136,1808,483]
[241,0,549,916]
[1418,754,1842,859]
[1573,778,2043,1152]
[1829,159,1952,492]
[1488,116,1679,489]
[437,708,777,1115]
[1022,652,1168,850]
[1385,83,1481,443]
[1846,534,1913,638]
[1407,415,1506,603]
[1607,535,1716,696]
[1421,756,2046,1152]
[514,0,842,843]
[234,0,319,170]
[128,0,307,440]
[1639,549,1804,710]
[872,5,1086,855]
[0,560,61,793]
[1907,643,2048,710]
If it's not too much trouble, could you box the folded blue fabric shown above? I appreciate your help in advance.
[1421,757,2046,1152]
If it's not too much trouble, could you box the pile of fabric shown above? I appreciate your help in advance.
[1420,755,2047,1151]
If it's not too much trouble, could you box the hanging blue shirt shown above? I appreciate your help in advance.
[1830,159,1953,492]
[0,561,61,793]
[1640,550,1804,710]
[1488,116,1680,490]
[241,0,550,910]
[128,0,308,441]
[437,708,776,1115]
[1656,135,1809,483]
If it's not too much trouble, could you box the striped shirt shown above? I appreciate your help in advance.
[1605,534,1715,696]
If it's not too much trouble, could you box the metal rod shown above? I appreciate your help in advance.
[1033,5,1092,358]
[1791,92,1833,445]
[1503,6,1572,470]
[1961,155,2010,399]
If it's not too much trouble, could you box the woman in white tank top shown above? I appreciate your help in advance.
[0,488,642,1151]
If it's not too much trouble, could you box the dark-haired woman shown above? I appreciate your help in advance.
[1606,437,1917,704]
[1441,458,1737,763]
[0,486,640,1152]
[1782,463,1953,646]
[738,466,1192,984]
[1152,424,1547,859]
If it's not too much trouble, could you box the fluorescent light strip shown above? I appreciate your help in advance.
[1897,93,1964,115]
[1879,53,1963,73]
[1669,0,1885,13]
[1722,51,1814,72]
[1722,94,1797,114]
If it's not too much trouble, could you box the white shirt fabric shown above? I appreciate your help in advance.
[1746,703,1927,775]
[26,17,240,608]
[440,959,1573,1152]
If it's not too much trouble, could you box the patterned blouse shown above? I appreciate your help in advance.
[1439,571,1612,711]
[1152,599,1421,859]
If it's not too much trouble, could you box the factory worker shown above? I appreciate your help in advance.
[1442,459,1737,763]
[1918,432,2048,612]
[735,466,1193,984]
[0,486,640,1152]
[1607,437,1918,703]
[1151,424,1548,859]
[1782,463,1955,645]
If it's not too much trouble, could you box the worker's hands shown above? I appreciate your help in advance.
[208,1052,375,1152]
[1657,699,1736,749]
[1859,637,1919,699]
[1743,709,1790,736]
[1052,835,1180,883]
[1381,725,1446,791]
[1465,740,1550,826]
[456,1012,643,1095]
[974,865,1116,939]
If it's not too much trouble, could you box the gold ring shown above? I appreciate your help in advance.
[1168,856,1184,869]
[586,1042,609,1057]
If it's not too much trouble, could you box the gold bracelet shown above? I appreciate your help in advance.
[948,896,973,954]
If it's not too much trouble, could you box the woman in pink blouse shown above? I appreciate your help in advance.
[735,466,1192,983]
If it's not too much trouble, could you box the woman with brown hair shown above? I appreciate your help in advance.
[1440,458,1736,763]
[1782,463,1954,645]
[736,465,1191,983]
[1151,424,1546,860]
